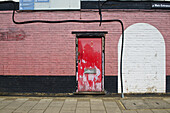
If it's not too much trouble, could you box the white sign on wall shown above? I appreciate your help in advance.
[19,0,80,10]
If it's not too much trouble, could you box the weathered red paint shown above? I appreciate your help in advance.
[78,38,102,92]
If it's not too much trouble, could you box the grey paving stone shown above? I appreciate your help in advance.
[90,99,103,102]
[77,101,90,108]
[62,99,77,111]
[0,98,5,101]
[38,99,53,104]
[44,106,61,113]
[105,107,122,113]
[65,99,77,102]
[0,109,15,113]
[122,110,138,113]
[76,109,90,113]
[76,107,90,111]
[49,100,64,107]
[32,99,52,110]
[91,110,106,113]
[60,110,75,113]
[90,99,105,111]
[18,100,38,107]
[3,98,28,110]
[104,101,119,108]
[14,101,38,113]
[14,106,34,113]
[164,98,170,104]
[28,109,44,113]
[144,99,170,109]
[62,106,76,111]
[0,100,14,109]
[166,109,170,113]
[137,109,153,113]
[91,104,105,111]
[152,109,169,113]
[121,99,150,110]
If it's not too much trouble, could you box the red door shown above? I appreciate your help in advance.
[78,38,102,92]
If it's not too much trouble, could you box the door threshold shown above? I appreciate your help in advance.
[74,91,105,95]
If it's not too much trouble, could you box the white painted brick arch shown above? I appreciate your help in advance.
[118,23,166,93]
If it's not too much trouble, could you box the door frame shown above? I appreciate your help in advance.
[72,31,108,92]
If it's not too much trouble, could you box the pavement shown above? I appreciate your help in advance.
[0,96,170,113]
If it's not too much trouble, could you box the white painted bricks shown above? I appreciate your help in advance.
[118,23,166,93]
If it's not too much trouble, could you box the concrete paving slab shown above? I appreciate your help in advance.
[122,110,137,113]
[104,101,119,108]
[3,98,28,110]
[0,98,5,101]
[28,109,44,113]
[61,107,76,111]
[44,106,61,113]
[62,100,77,111]
[164,98,170,104]
[91,110,106,113]
[76,107,90,111]
[166,109,170,113]
[90,99,105,111]
[65,99,77,102]
[32,99,52,110]
[76,108,90,113]
[49,100,64,107]
[17,100,38,107]
[91,104,105,111]
[90,99,103,102]
[60,110,75,113]
[152,109,169,113]
[77,101,90,108]
[14,106,34,113]
[136,109,153,113]
[121,99,150,110]
[0,109,15,113]
[76,109,90,113]
[0,100,14,109]
[64,99,77,106]
[14,101,38,113]
[144,99,170,109]
[38,99,53,103]
[106,107,122,113]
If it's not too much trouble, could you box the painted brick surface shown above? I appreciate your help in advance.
[118,23,165,93]
[0,10,170,77]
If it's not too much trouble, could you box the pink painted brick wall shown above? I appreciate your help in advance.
[0,10,170,76]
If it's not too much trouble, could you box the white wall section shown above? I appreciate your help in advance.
[118,23,166,93]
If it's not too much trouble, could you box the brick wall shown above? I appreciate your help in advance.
[0,10,170,76]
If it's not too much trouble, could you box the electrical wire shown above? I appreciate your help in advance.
[98,0,102,26]
[12,3,125,98]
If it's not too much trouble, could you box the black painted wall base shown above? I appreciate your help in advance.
[167,76,170,92]
[0,75,169,95]
[105,76,118,93]
[0,75,118,94]
[0,76,76,93]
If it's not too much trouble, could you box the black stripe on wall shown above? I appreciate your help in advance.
[0,75,76,93]
[1,1,170,11]
[0,75,118,94]
[167,76,170,92]
[0,75,169,94]
[104,76,118,93]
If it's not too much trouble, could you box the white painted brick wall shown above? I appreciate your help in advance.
[118,23,166,93]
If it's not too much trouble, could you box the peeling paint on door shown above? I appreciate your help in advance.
[78,38,102,92]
